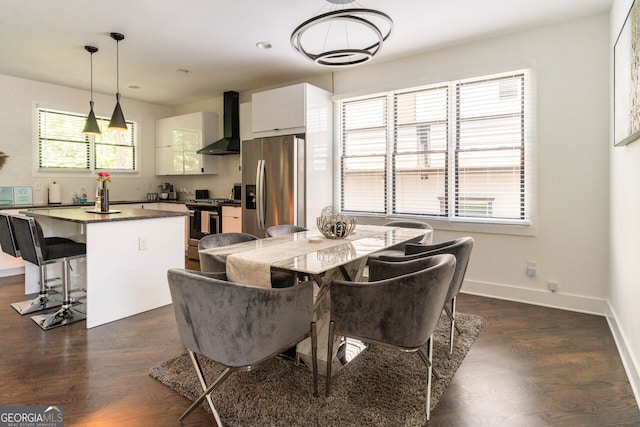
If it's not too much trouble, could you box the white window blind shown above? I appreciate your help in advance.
[38,109,90,169]
[454,74,526,220]
[338,70,531,224]
[38,107,137,171]
[94,117,136,170]
[340,96,388,214]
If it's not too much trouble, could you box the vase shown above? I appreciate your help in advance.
[100,188,109,212]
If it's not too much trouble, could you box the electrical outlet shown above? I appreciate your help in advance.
[138,236,148,251]
[548,280,558,292]
[34,183,42,191]
[526,260,537,277]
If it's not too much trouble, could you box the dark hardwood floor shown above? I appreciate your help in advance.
[0,260,638,426]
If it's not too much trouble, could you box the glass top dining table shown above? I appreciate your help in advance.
[199,224,431,288]
[199,224,432,376]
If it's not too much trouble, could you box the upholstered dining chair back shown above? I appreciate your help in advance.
[198,232,258,273]
[332,254,455,349]
[384,220,433,245]
[0,212,20,257]
[366,220,433,262]
[167,268,318,424]
[265,224,308,237]
[379,236,474,354]
[404,237,474,302]
[264,224,309,287]
[326,254,455,420]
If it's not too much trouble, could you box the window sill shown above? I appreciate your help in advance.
[349,214,537,237]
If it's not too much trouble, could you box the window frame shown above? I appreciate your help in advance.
[335,70,535,235]
[34,103,139,176]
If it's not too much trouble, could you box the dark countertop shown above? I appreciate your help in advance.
[24,207,187,224]
[0,199,186,211]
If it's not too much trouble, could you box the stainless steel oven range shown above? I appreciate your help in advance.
[185,198,228,260]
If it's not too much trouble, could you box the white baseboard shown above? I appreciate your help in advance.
[462,279,640,407]
[606,303,640,409]
[462,279,609,315]
[0,267,24,278]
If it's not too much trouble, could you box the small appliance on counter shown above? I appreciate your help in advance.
[159,182,177,200]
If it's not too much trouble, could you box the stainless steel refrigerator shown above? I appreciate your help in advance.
[242,135,306,238]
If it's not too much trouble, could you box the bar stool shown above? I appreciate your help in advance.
[1,212,75,315]
[10,215,87,329]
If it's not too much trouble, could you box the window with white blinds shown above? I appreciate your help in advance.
[338,70,531,224]
[38,107,137,171]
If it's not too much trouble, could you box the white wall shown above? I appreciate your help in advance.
[0,74,170,204]
[333,14,611,314]
[610,0,640,405]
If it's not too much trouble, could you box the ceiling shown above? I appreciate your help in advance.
[0,0,612,107]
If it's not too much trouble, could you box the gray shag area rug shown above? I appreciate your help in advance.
[149,312,484,426]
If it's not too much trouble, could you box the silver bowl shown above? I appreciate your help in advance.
[317,207,356,239]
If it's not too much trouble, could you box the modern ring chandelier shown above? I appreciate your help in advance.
[290,0,393,67]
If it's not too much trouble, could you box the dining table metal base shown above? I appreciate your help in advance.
[296,258,368,377]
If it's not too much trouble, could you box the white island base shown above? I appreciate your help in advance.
[25,208,185,328]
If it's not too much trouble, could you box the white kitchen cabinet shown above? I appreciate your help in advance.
[156,111,219,175]
[252,83,329,137]
[222,206,242,233]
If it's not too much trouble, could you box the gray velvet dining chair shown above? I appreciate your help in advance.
[378,237,474,354]
[198,232,258,274]
[326,254,456,421]
[167,268,318,426]
[265,224,308,237]
[367,220,433,262]
[264,224,309,287]
[197,232,296,288]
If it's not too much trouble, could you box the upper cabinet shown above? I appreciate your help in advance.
[251,83,331,138]
[156,112,219,175]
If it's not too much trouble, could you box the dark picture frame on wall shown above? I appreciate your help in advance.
[614,0,640,146]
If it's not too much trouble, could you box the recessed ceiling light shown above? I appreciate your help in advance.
[256,42,272,49]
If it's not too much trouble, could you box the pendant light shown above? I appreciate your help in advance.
[108,32,127,131]
[290,0,392,67]
[82,45,101,135]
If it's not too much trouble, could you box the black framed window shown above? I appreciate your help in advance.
[338,71,530,224]
[38,107,137,171]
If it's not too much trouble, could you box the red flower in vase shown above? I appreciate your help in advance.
[96,172,112,185]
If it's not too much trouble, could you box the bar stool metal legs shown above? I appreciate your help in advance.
[10,264,63,315]
[31,256,86,330]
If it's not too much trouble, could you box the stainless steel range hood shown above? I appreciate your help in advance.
[197,91,240,155]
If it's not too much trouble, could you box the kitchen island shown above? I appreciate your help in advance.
[24,207,186,328]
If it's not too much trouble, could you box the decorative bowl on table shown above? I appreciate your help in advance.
[316,206,356,239]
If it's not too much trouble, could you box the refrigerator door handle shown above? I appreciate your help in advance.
[255,160,262,230]
[256,160,266,231]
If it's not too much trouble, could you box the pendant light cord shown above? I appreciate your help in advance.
[90,51,94,103]
[116,40,120,94]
